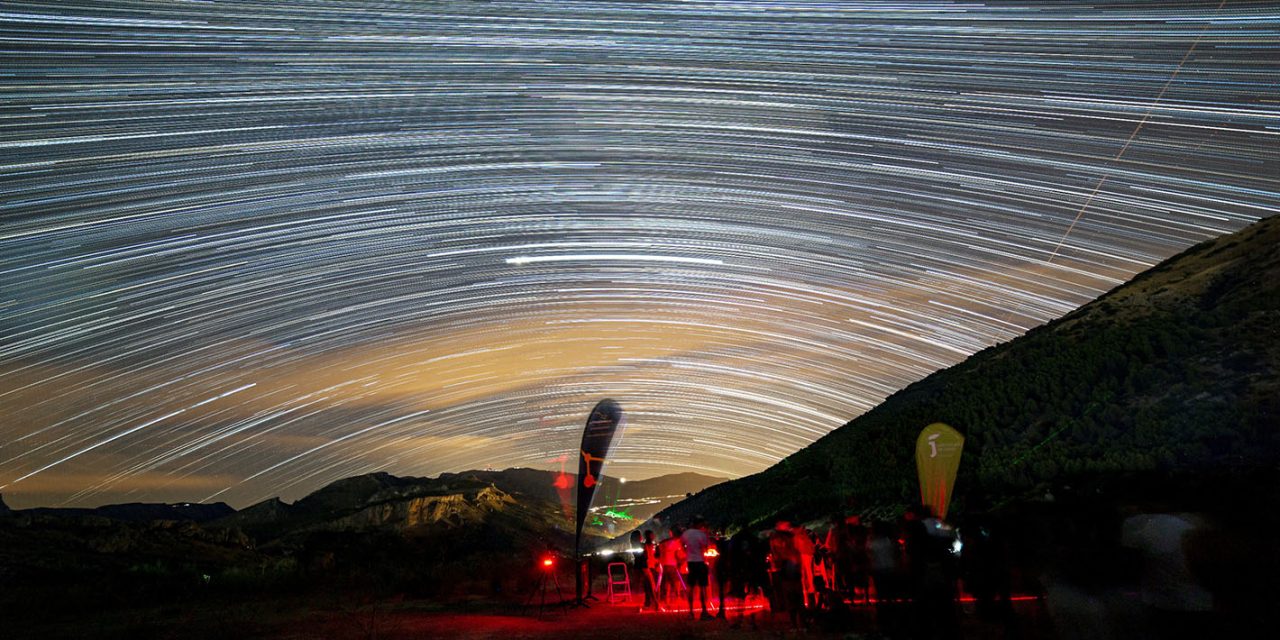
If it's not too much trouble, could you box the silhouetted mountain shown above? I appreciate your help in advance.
[657,216,1280,529]
[2,466,728,624]
[209,496,296,540]
[435,468,726,533]
[210,468,723,543]
[437,467,567,503]
[437,468,725,503]
[212,474,546,537]
[2,472,576,622]
[15,501,234,523]
[290,471,412,514]
[617,472,727,500]
[0,510,255,581]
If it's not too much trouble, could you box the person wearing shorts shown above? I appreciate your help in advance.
[682,516,713,620]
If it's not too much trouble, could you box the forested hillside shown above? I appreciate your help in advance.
[659,216,1279,528]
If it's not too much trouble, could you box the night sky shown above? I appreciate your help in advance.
[2,1,1276,509]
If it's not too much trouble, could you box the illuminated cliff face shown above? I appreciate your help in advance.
[337,486,518,530]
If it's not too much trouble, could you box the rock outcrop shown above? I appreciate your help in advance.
[335,485,517,530]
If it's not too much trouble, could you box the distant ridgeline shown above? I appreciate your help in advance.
[7,501,233,523]
[0,468,726,604]
[659,216,1280,529]
[0,469,725,537]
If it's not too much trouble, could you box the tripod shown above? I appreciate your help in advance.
[524,563,568,617]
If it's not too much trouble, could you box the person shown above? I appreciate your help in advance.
[812,540,833,611]
[769,520,804,629]
[1121,511,1217,638]
[825,514,850,595]
[630,530,646,605]
[728,528,767,630]
[682,516,714,620]
[868,520,903,637]
[959,515,1011,624]
[768,521,790,613]
[793,522,817,608]
[658,526,686,606]
[845,515,871,604]
[904,505,959,640]
[711,529,731,619]
[641,529,661,611]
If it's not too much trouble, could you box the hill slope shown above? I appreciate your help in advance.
[658,216,1280,528]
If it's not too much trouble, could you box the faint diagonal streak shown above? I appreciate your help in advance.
[1045,0,1229,265]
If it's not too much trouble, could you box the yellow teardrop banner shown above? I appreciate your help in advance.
[915,422,964,520]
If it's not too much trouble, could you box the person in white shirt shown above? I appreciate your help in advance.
[682,516,713,620]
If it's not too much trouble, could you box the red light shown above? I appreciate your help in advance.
[542,557,554,567]
[705,548,719,558]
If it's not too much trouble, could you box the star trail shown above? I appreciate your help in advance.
[1,1,1276,509]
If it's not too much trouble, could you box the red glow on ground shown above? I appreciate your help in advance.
[640,591,768,616]
[639,595,770,616]
[962,595,1039,603]
[640,603,769,615]
[850,594,1040,605]
[637,593,1041,614]
[289,586,1048,638]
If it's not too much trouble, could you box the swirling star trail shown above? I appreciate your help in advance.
[1,1,1276,508]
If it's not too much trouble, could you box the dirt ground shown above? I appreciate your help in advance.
[274,592,1050,640]
[16,578,1051,639]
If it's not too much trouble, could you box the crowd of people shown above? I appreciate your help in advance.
[623,505,1012,637]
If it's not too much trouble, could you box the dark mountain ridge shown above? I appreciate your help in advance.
[10,501,234,523]
[214,468,724,541]
[0,465,729,631]
[1,468,721,583]
[655,216,1280,529]
[0,468,722,527]
[437,468,725,502]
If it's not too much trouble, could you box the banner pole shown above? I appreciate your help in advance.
[570,399,624,607]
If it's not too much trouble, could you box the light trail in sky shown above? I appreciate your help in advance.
[0,1,1276,508]
[1044,0,1230,265]
[506,254,726,266]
